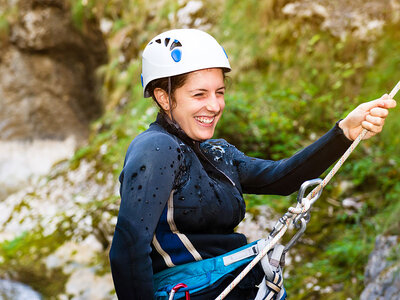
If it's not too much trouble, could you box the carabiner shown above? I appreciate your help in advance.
[283,217,307,253]
[169,283,190,300]
[283,178,323,254]
[297,178,323,205]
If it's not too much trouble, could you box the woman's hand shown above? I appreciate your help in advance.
[339,94,397,141]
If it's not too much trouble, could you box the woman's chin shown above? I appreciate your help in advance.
[192,129,215,141]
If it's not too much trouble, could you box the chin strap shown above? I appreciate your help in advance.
[168,77,176,124]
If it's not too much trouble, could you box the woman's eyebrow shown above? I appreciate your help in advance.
[188,86,225,93]
[189,88,208,93]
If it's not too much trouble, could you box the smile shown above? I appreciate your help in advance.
[194,116,215,125]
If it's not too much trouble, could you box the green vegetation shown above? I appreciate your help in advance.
[0,2,17,47]
[0,228,69,296]
[1,0,399,298]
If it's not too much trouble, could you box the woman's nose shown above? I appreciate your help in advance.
[206,95,220,112]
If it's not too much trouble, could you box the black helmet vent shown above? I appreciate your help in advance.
[170,40,182,51]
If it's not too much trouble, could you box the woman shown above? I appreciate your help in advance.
[109,29,396,299]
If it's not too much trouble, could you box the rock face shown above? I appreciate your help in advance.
[282,0,399,41]
[360,235,400,300]
[0,0,107,141]
[0,160,119,299]
[0,0,107,199]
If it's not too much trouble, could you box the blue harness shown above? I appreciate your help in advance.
[154,240,286,299]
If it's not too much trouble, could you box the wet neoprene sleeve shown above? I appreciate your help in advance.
[110,131,183,300]
[234,121,353,195]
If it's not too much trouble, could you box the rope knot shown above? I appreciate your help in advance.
[288,197,311,215]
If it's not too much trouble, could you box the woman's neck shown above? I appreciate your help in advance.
[155,113,198,146]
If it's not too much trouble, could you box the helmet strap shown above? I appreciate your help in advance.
[168,76,176,124]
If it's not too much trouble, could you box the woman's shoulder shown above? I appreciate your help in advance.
[137,126,179,145]
[201,139,245,162]
[201,138,237,149]
[125,127,181,160]
[201,138,237,155]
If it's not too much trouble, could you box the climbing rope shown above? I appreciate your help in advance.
[215,81,400,300]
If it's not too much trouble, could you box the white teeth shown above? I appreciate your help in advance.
[195,116,214,124]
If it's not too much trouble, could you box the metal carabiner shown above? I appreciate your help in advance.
[296,178,323,205]
[283,178,323,254]
[169,283,190,300]
[283,217,307,253]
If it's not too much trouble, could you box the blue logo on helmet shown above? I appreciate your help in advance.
[141,74,144,87]
[171,48,182,62]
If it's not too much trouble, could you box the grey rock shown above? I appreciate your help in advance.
[0,0,107,141]
[0,279,41,300]
[360,235,400,300]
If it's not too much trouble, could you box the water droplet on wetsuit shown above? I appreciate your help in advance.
[156,147,160,151]
[140,165,146,171]
[138,185,142,190]
[178,196,185,201]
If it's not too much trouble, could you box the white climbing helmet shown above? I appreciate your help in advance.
[141,28,231,97]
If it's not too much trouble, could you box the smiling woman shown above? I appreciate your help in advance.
[109,29,396,300]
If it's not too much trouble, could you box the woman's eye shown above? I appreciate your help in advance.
[194,93,204,97]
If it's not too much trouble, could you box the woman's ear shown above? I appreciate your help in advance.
[153,88,170,111]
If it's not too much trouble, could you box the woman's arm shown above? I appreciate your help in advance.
[234,122,352,195]
[235,95,396,195]
[109,132,182,299]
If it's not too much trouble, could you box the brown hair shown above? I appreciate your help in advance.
[146,73,190,111]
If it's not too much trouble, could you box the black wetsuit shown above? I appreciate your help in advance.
[109,114,352,299]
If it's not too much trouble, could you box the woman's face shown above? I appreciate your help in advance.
[171,68,225,141]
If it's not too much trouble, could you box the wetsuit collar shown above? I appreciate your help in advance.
[155,113,199,147]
